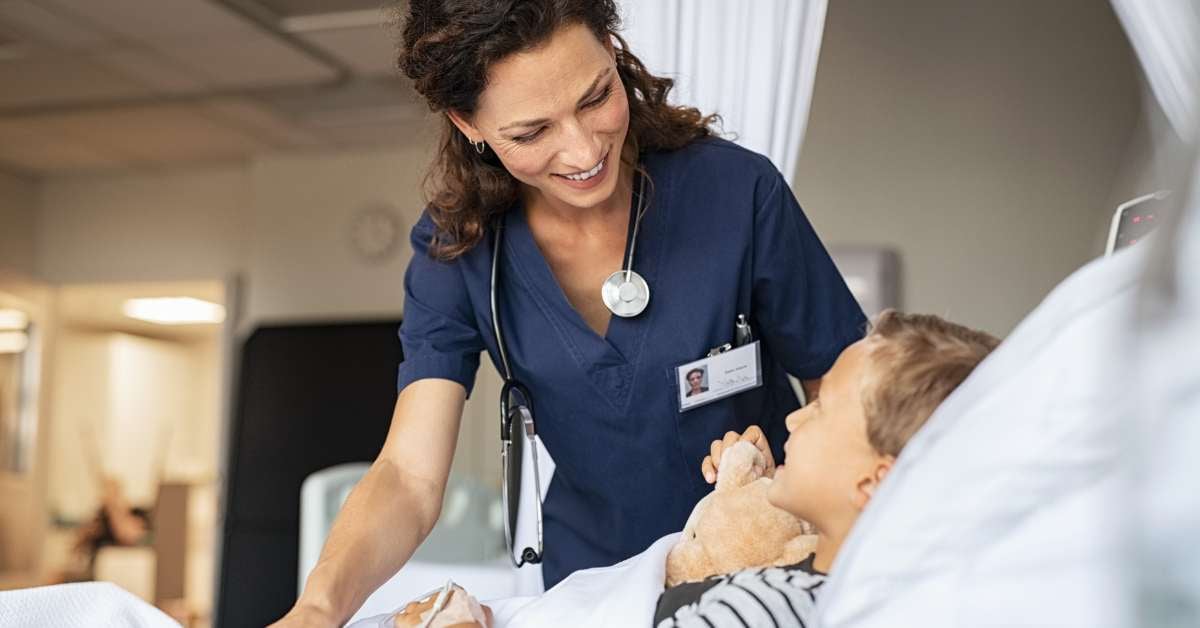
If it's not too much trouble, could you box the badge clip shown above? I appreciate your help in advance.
[707,343,732,357]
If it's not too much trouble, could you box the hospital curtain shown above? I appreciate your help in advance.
[1110,0,1199,145]
[619,0,830,185]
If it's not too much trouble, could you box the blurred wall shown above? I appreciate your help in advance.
[795,0,1144,336]
[34,140,438,328]
[245,145,428,325]
[36,165,249,285]
[48,330,218,518]
[34,138,499,485]
[0,171,36,276]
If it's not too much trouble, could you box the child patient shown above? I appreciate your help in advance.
[655,310,999,627]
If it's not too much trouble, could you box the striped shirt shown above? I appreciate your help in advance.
[654,555,826,628]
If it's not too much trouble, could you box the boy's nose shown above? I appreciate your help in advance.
[785,411,801,432]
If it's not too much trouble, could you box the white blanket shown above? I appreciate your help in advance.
[0,582,180,628]
[350,533,680,628]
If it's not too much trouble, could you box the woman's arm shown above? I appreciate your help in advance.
[271,378,468,627]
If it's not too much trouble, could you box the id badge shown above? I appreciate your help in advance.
[676,341,764,412]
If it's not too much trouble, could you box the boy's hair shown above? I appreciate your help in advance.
[859,310,1000,457]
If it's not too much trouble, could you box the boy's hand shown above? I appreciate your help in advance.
[700,425,775,484]
[391,592,493,628]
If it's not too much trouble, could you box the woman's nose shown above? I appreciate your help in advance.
[557,120,603,170]
[785,411,802,432]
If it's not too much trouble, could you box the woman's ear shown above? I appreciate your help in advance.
[851,455,895,511]
[446,110,482,144]
[603,33,617,60]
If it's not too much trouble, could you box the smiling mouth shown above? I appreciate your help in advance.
[556,150,608,182]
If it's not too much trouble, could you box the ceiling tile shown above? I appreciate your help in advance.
[0,117,125,172]
[0,0,109,50]
[42,104,270,164]
[300,24,397,76]
[0,54,152,109]
[254,0,390,18]
[156,34,337,90]
[40,0,257,43]
[94,46,210,94]
[202,97,325,148]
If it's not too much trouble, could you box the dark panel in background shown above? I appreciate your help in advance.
[216,320,400,627]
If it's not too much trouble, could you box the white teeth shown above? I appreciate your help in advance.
[565,158,604,182]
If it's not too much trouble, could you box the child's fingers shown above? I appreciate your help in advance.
[721,430,741,452]
[701,456,716,484]
[741,425,766,447]
[741,425,776,471]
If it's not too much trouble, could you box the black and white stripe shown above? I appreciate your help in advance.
[656,560,826,628]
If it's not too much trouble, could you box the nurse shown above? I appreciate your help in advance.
[274,1,864,625]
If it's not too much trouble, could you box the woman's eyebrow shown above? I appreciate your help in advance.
[498,68,612,132]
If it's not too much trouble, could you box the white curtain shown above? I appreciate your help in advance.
[1111,0,1200,625]
[1110,0,1200,144]
[619,0,829,185]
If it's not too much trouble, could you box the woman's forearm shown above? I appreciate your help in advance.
[293,457,443,624]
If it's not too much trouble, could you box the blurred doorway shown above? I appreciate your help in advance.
[42,280,229,628]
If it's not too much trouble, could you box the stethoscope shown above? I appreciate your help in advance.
[490,172,650,568]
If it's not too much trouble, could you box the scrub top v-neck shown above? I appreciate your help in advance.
[397,137,866,588]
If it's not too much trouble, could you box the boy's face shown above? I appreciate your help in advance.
[768,339,891,530]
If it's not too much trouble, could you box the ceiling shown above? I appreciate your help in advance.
[0,0,430,176]
[57,280,225,341]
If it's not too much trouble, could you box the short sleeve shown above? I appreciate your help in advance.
[752,172,867,380]
[396,214,485,397]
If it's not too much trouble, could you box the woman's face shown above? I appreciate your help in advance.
[450,23,631,212]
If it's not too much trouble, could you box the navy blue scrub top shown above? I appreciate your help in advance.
[397,137,866,588]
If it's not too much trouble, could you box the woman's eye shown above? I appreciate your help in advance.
[512,128,546,144]
[584,86,613,109]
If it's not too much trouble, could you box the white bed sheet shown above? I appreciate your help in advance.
[0,582,180,628]
[349,532,680,628]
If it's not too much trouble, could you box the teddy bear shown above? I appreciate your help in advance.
[665,441,817,587]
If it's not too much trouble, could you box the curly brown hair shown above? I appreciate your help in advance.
[397,0,719,260]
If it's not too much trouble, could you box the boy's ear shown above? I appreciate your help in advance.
[446,110,481,144]
[851,455,896,511]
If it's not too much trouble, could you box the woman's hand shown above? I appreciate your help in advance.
[700,425,775,484]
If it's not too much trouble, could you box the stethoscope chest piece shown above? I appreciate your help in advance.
[602,270,650,318]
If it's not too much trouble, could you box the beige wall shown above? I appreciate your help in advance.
[795,0,1143,336]
[36,165,250,285]
[34,138,439,328]
[0,171,36,277]
[244,139,433,325]
[48,329,218,519]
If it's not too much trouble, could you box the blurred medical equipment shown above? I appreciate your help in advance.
[828,246,901,316]
[1106,190,1172,255]
[299,464,515,624]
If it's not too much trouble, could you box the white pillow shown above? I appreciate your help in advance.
[817,244,1147,628]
